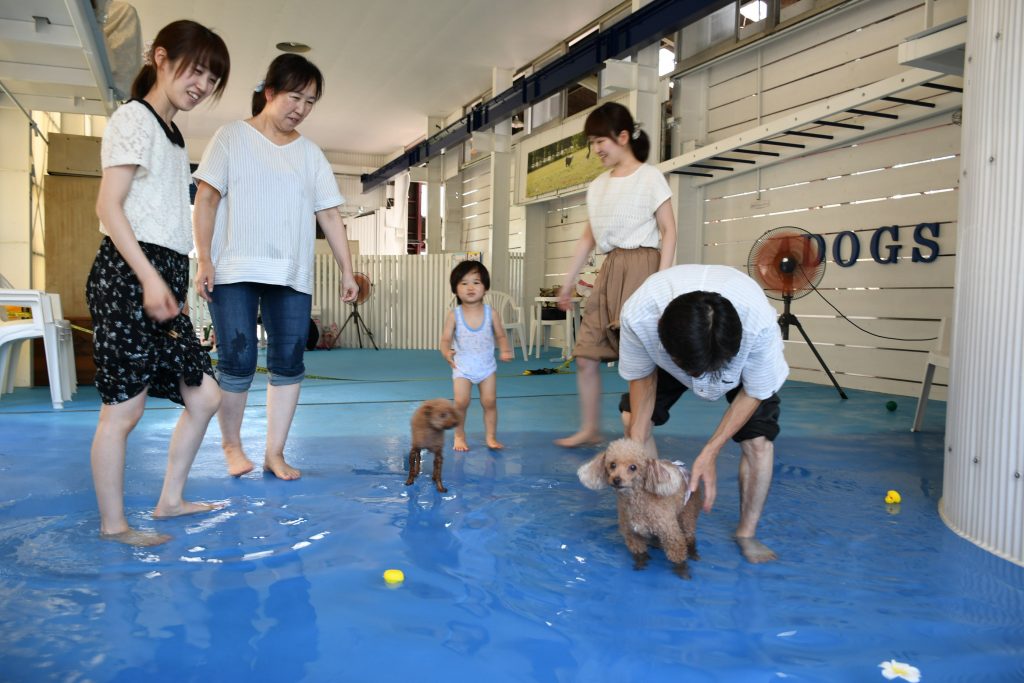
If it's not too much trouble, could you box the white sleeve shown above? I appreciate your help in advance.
[648,166,672,210]
[312,146,344,211]
[193,128,230,195]
[740,325,789,399]
[618,318,658,381]
[101,105,153,173]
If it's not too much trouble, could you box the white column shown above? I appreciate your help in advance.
[942,0,1024,566]
[487,67,513,294]
[425,116,445,253]
[0,109,30,286]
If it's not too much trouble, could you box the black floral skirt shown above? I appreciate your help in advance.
[86,237,214,405]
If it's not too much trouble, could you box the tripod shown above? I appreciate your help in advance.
[778,294,847,399]
[337,300,379,350]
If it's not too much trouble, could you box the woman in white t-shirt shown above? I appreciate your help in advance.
[555,102,677,447]
[193,54,358,481]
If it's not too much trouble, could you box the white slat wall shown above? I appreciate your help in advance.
[314,253,451,350]
[695,0,966,397]
[461,158,492,257]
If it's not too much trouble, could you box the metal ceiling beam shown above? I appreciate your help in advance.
[362,0,731,192]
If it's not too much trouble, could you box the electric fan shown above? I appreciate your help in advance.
[337,272,378,349]
[747,226,847,399]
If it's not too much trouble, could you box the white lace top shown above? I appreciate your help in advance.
[99,100,194,255]
[587,163,673,254]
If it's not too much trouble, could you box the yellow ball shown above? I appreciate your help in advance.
[885,490,902,504]
[383,569,405,584]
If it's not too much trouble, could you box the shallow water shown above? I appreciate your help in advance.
[0,354,1022,682]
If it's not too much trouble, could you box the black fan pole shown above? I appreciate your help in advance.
[338,299,379,350]
[778,294,847,399]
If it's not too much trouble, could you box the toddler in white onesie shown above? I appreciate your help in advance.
[440,261,513,451]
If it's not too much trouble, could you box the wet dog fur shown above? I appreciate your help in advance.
[577,438,702,579]
[405,398,462,493]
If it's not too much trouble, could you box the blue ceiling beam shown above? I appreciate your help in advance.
[362,0,730,192]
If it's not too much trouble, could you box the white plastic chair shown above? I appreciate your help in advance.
[911,317,951,432]
[486,291,528,360]
[0,289,77,409]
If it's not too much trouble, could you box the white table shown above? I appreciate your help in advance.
[529,296,582,359]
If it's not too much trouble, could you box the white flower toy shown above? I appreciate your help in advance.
[879,659,921,682]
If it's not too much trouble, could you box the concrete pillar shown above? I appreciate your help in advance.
[942,0,1024,566]
[425,116,445,253]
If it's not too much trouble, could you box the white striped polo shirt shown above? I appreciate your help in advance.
[618,264,788,401]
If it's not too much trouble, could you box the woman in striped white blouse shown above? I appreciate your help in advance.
[192,54,358,481]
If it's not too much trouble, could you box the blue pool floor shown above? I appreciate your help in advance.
[0,349,1022,682]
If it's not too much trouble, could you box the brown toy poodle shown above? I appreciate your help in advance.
[577,438,702,579]
[405,398,462,493]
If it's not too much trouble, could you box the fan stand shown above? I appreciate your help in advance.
[779,294,848,399]
[337,300,379,350]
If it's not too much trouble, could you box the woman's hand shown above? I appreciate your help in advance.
[557,284,574,311]
[193,259,215,303]
[341,273,359,302]
[142,277,180,323]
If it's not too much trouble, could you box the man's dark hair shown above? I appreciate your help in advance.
[449,260,490,302]
[658,292,742,377]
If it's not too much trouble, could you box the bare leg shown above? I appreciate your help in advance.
[452,377,471,452]
[264,382,301,480]
[479,374,502,449]
[735,436,777,563]
[154,375,224,519]
[91,391,169,546]
[217,389,254,477]
[555,356,603,447]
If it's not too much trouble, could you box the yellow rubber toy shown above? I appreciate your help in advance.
[383,569,405,584]
[885,490,902,504]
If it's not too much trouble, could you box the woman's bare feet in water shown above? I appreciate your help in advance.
[453,433,469,452]
[486,436,504,450]
[153,500,224,519]
[736,536,777,563]
[223,444,255,477]
[264,453,301,480]
[554,431,603,448]
[100,528,171,547]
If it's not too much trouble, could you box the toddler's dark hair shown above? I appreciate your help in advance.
[449,260,490,303]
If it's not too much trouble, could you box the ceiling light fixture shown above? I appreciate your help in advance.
[276,41,311,53]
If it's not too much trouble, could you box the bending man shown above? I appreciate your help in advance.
[618,264,788,563]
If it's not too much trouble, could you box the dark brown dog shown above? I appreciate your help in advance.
[577,438,703,579]
[405,398,462,493]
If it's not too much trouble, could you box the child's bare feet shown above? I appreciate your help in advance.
[554,431,603,448]
[153,500,224,519]
[100,528,171,547]
[223,444,255,477]
[736,536,777,563]
[453,433,469,452]
[264,453,301,480]
[486,436,504,450]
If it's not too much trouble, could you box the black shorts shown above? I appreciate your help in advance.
[618,367,781,442]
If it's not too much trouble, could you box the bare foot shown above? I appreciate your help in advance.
[264,454,301,480]
[453,434,469,452]
[486,437,504,450]
[554,431,603,448]
[153,501,224,519]
[736,536,777,563]
[223,444,255,477]
[100,528,171,547]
